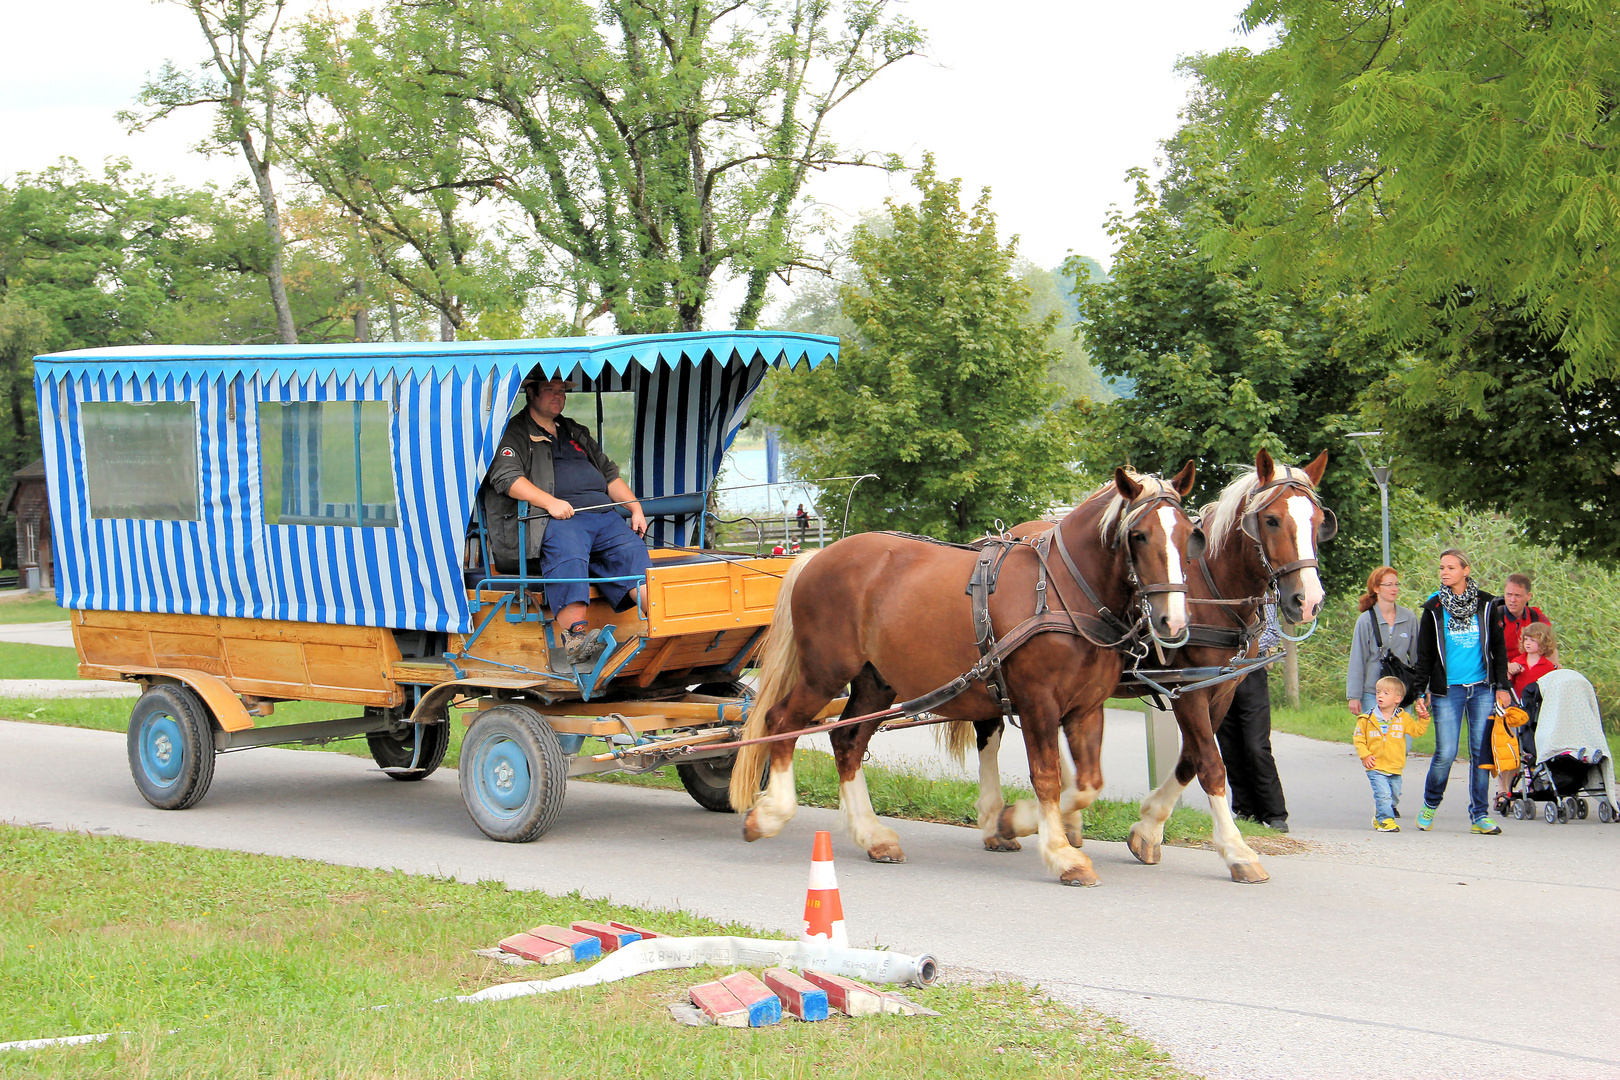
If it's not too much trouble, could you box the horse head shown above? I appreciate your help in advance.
[1238,448,1333,624]
[1109,459,1203,643]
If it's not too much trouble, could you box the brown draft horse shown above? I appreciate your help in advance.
[728,464,1203,886]
[953,449,1333,883]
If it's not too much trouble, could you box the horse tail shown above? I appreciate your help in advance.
[938,720,978,767]
[730,550,817,814]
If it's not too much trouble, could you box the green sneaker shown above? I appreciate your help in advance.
[1471,817,1502,835]
[1416,805,1437,831]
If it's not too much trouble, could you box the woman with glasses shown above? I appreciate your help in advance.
[1346,566,1420,718]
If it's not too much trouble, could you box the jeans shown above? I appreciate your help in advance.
[1424,682,1494,821]
[528,512,650,613]
[1367,770,1402,820]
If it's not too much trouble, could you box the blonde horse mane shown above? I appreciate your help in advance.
[1094,470,1178,546]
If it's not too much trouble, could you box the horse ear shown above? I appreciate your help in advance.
[1186,526,1208,562]
[1169,458,1196,498]
[1302,449,1329,486]
[1254,447,1276,486]
[1113,467,1143,502]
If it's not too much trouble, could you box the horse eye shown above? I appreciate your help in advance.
[1128,531,1145,544]
[1265,516,1280,528]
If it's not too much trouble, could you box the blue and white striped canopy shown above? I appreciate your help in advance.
[35,332,836,633]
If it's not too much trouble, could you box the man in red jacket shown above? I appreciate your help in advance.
[1500,573,1549,679]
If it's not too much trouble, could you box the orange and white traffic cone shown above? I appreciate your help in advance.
[800,830,848,948]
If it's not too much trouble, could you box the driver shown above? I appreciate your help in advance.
[484,374,651,663]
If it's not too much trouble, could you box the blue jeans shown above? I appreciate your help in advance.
[537,512,651,613]
[1367,770,1402,820]
[1424,682,1494,821]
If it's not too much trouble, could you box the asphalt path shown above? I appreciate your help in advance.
[3,717,1618,1079]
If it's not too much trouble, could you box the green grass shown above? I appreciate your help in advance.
[0,596,68,624]
[0,824,1187,1079]
[0,644,81,680]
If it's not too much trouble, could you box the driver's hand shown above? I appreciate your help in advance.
[546,495,575,520]
[629,507,648,537]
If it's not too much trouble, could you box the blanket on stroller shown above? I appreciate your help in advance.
[1533,669,1616,807]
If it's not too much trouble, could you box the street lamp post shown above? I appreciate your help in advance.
[1346,431,1393,567]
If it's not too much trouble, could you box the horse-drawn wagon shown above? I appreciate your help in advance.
[36,331,841,841]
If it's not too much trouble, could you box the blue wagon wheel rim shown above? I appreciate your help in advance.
[474,735,533,817]
[138,713,186,789]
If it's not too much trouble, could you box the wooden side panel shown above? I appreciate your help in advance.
[614,627,755,680]
[644,557,791,637]
[72,609,403,708]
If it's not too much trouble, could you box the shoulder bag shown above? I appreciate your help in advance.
[1369,611,1419,706]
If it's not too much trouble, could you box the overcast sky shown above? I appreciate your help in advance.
[2,1,1258,279]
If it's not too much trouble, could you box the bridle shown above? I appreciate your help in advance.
[1111,487,1203,651]
[1237,466,1336,642]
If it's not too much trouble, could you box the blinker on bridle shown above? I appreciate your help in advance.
[1237,466,1336,643]
[1115,486,1203,651]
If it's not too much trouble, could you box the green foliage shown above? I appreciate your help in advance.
[1072,143,1394,595]
[287,0,923,334]
[1017,260,1110,403]
[1365,309,1620,565]
[1197,1,1620,388]
[760,158,1077,540]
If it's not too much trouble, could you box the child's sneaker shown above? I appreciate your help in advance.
[1470,817,1502,835]
[1416,805,1437,831]
[1375,818,1400,832]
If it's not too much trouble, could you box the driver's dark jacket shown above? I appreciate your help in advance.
[482,411,621,565]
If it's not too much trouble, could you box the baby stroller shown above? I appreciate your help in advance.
[1502,669,1619,824]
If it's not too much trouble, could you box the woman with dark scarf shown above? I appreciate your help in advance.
[1409,548,1511,834]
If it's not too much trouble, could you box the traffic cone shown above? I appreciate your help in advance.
[800,830,848,948]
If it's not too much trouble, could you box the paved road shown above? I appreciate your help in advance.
[3,718,1617,1078]
[0,620,74,649]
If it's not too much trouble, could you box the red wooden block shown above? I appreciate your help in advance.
[718,971,782,1026]
[609,920,659,940]
[496,932,571,964]
[689,980,749,1028]
[761,968,829,1022]
[571,920,642,952]
[801,970,886,1017]
[525,925,602,962]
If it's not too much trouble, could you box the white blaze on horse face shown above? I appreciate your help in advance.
[1155,507,1188,634]
[1286,495,1326,620]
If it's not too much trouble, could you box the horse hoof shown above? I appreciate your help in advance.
[741,813,765,843]
[867,843,907,864]
[1127,827,1161,866]
[983,836,1022,852]
[1230,862,1270,884]
[1059,866,1100,887]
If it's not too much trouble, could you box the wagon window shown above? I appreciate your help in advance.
[80,402,200,521]
[595,391,636,489]
[258,401,398,528]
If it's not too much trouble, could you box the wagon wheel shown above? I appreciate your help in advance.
[127,684,217,811]
[459,704,567,842]
[676,753,768,813]
[367,722,450,780]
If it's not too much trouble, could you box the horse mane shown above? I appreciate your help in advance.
[1200,463,1318,559]
[1092,470,1177,546]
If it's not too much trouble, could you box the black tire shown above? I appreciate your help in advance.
[127,684,216,811]
[676,753,769,813]
[367,723,450,780]
[1577,798,1589,820]
[459,705,567,842]
[692,681,747,698]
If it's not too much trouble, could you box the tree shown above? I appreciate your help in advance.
[123,0,300,343]
[760,157,1075,541]
[1073,142,1392,596]
[1367,308,1620,565]
[1195,1,1620,390]
[288,0,922,333]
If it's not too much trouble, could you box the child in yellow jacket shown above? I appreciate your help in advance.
[1354,676,1430,832]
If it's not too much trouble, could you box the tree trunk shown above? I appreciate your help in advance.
[386,293,404,342]
[245,151,298,344]
[353,283,369,342]
[1282,635,1300,709]
[440,308,456,342]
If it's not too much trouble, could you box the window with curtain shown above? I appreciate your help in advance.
[259,401,398,527]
